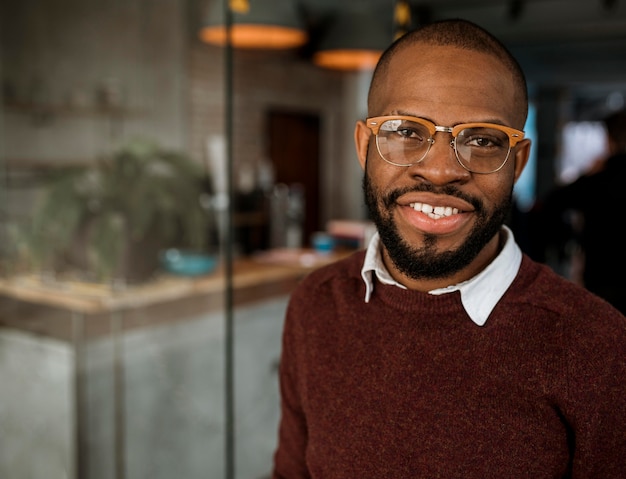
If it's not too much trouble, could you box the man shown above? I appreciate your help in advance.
[535,109,626,315]
[272,19,626,478]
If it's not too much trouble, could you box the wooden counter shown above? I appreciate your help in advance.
[0,248,352,340]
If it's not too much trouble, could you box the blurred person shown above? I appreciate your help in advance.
[272,19,626,478]
[536,109,626,314]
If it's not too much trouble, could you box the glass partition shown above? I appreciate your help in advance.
[0,0,231,477]
[0,1,367,478]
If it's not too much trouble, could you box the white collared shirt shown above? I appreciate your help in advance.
[360,225,522,326]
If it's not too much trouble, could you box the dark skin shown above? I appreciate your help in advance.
[354,44,532,292]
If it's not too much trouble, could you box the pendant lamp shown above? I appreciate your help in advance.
[199,0,308,50]
[312,8,394,71]
[394,0,413,40]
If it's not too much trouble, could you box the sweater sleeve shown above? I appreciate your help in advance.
[272,288,311,479]
[272,252,364,478]
[564,303,626,477]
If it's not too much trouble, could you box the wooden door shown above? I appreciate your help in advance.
[267,110,321,246]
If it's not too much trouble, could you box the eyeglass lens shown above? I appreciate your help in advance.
[376,118,512,173]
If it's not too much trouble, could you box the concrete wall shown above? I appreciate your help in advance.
[0,295,288,479]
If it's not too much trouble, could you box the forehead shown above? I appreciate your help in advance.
[372,44,519,125]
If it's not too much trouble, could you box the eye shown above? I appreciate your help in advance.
[468,136,499,147]
[386,121,430,144]
[459,128,509,149]
[396,125,423,139]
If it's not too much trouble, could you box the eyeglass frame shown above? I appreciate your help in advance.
[365,115,526,174]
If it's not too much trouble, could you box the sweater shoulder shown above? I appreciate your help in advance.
[295,249,365,293]
[513,254,626,324]
[283,250,366,336]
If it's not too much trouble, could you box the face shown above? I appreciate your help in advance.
[355,45,531,290]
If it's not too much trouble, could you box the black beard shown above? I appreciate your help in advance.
[362,168,512,280]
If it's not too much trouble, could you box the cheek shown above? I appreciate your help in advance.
[476,171,516,210]
[365,146,405,191]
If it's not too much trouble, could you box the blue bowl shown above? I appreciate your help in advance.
[160,249,218,277]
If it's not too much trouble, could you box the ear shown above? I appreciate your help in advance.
[354,120,372,171]
[512,139,532,183]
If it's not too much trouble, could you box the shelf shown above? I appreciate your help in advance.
[3,101,144,118]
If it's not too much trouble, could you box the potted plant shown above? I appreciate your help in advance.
[16,139,215,285]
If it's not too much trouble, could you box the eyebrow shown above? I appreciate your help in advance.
[393,111,510,127]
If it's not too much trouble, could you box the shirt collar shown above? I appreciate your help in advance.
[360,225,522,326]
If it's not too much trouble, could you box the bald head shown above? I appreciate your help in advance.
[369,19,529,128]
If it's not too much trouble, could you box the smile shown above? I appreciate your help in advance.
[409,202,460,220]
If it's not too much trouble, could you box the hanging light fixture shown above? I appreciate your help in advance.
[199,0,308,50]
[312,8,393,71]
[393,0,413,41]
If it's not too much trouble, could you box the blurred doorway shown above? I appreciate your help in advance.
[267,110,321,247]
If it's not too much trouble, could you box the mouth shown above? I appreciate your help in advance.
[399,195,473,236]
[409,201,460,220]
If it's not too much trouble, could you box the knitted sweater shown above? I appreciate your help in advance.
[272,250,626,478]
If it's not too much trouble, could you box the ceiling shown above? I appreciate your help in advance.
[298,0,626,108]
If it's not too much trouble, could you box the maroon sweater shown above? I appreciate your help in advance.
[273,251,626,478]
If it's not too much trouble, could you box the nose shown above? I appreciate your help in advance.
[406,131,471,184]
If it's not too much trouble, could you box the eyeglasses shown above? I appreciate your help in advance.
[366,115,525,174]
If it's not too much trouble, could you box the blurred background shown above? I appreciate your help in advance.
[1,0,625,478]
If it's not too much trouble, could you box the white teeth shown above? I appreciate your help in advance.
[410,202,459,219]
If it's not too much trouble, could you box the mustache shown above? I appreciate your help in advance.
[382,183,482,211]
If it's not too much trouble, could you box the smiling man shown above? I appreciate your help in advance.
[272,19,626,479]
